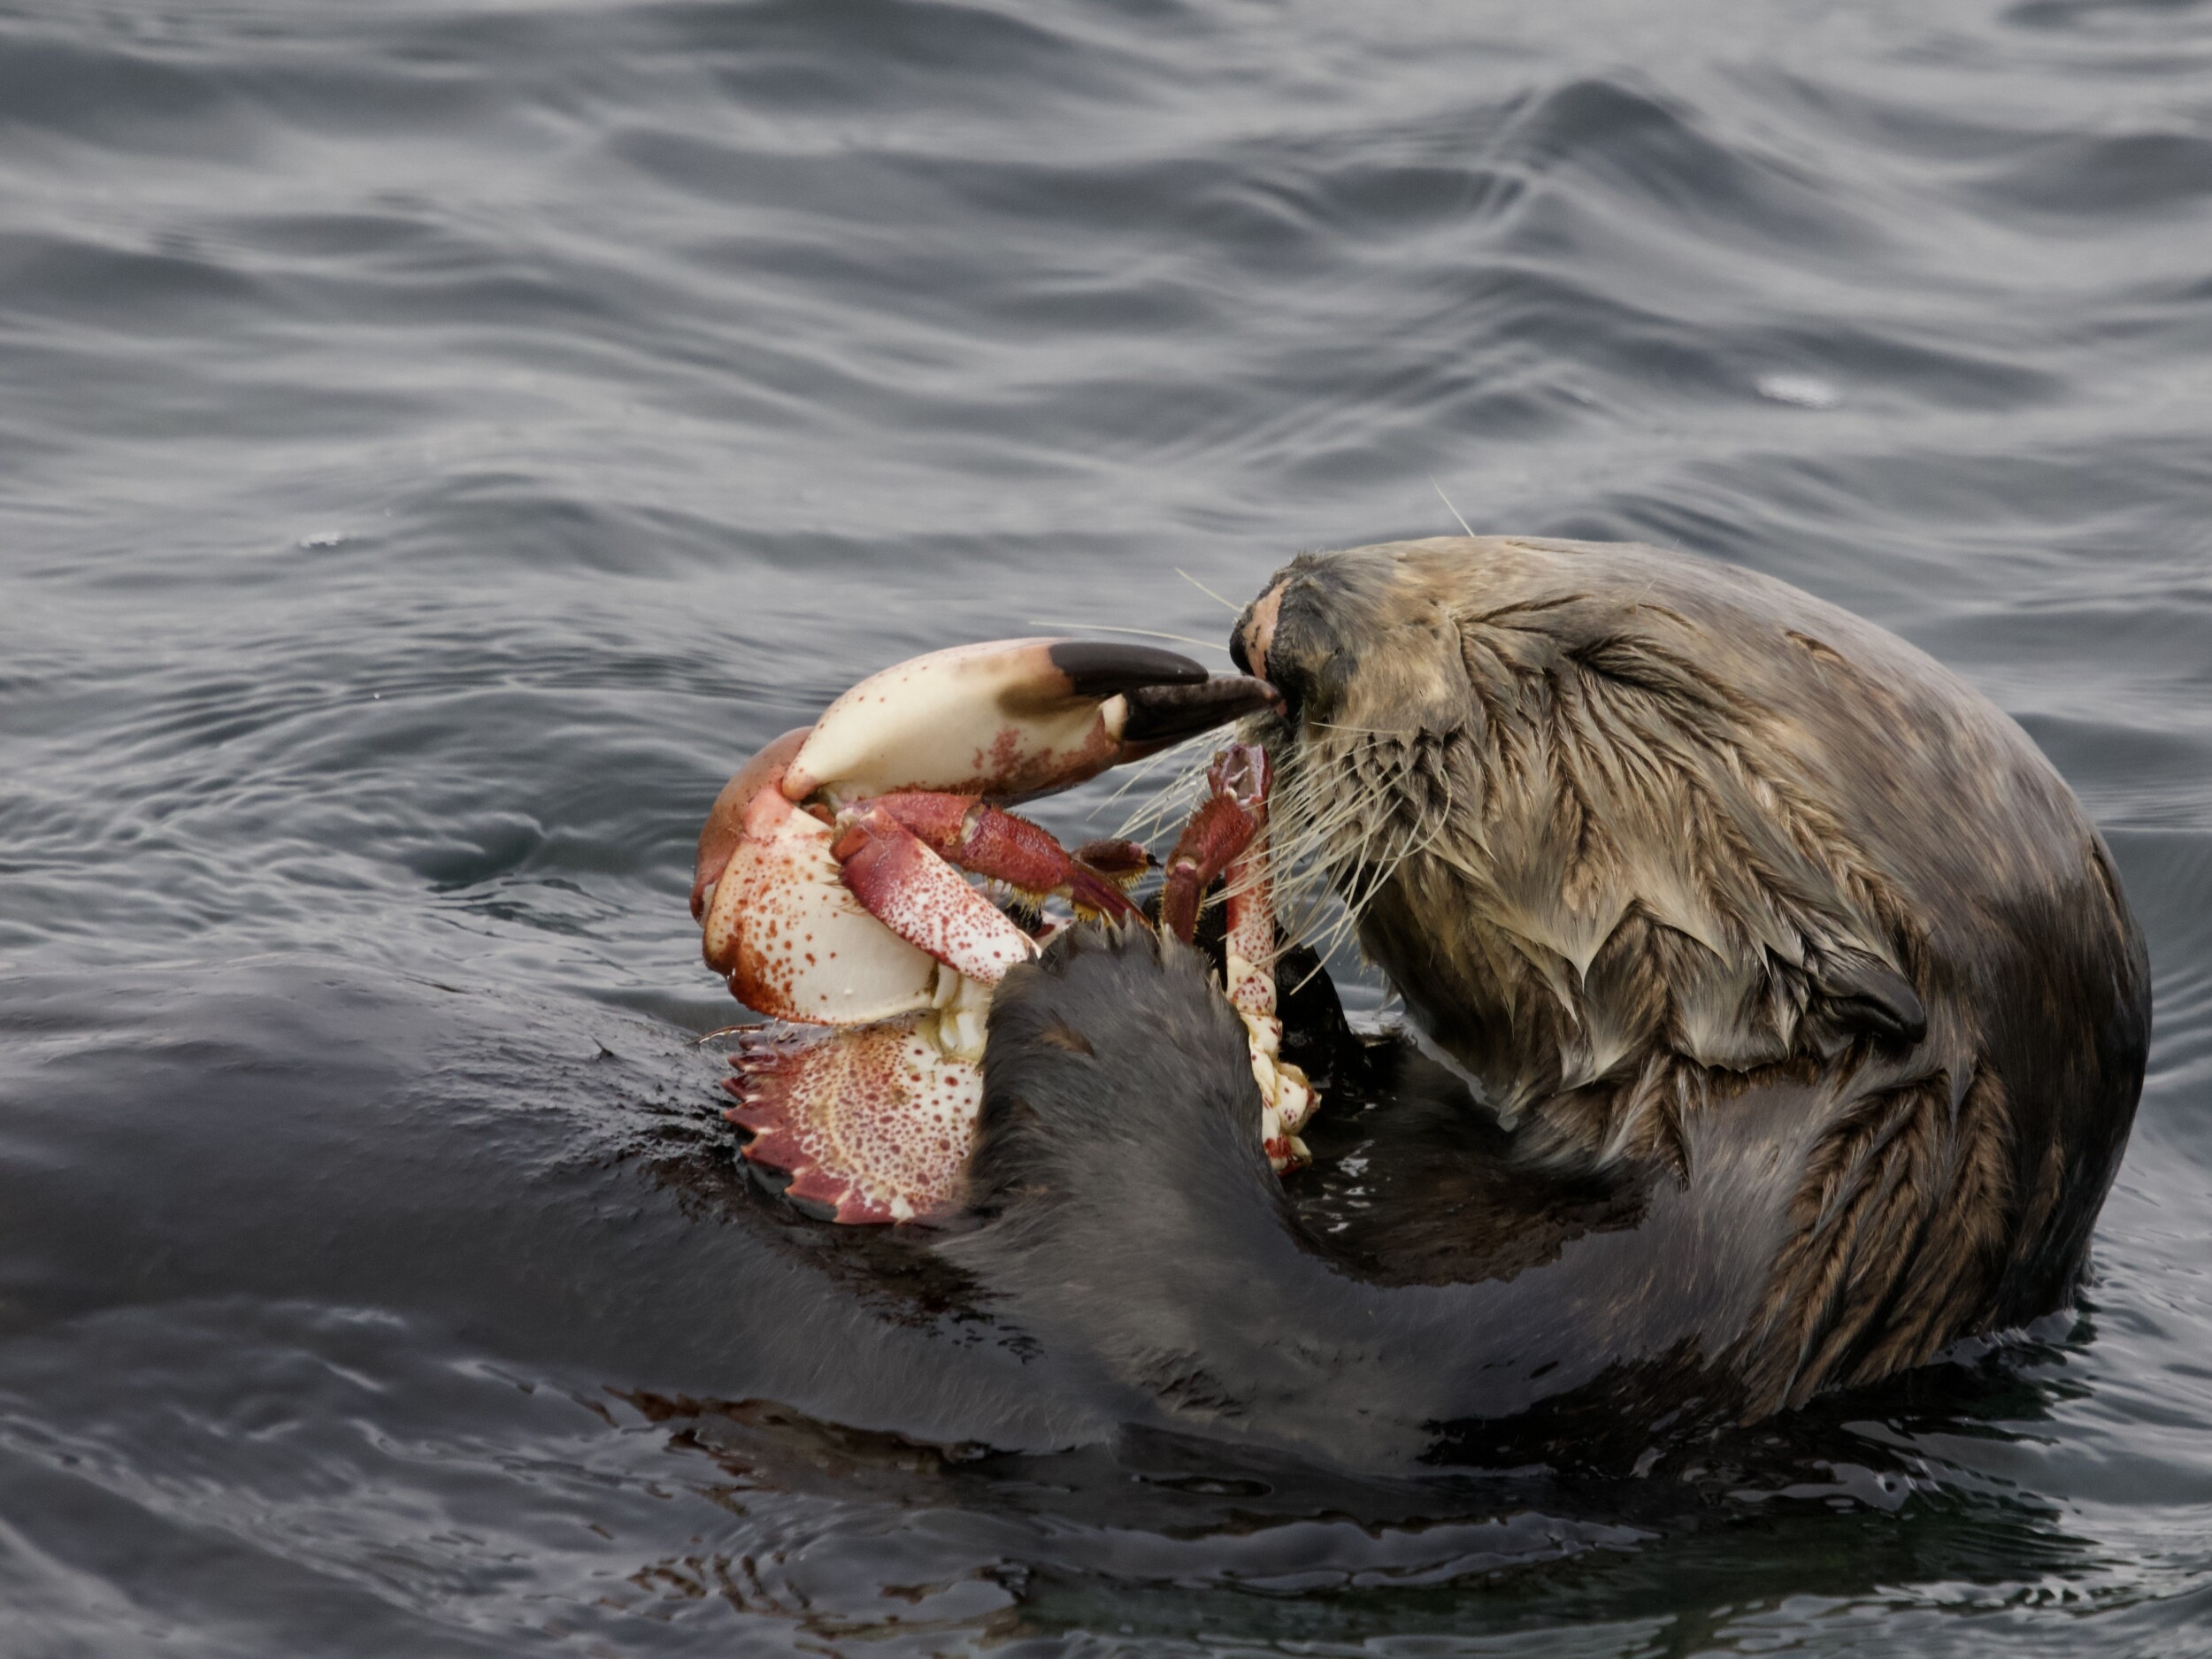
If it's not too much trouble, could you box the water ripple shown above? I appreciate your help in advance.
[5,0,2212,1651]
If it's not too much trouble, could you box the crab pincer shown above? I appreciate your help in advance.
[778,637,1279,805]
[695,638,1279,1224]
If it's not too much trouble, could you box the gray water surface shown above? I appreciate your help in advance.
[4,0,2212,1653]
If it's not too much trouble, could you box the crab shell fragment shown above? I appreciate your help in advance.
[726,1016,984,1225]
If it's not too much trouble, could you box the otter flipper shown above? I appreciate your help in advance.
[1813,950,1928,1045]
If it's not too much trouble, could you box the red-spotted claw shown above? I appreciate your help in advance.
[779,636,1278,805]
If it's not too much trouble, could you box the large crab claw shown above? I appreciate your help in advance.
[779,637,1278,805]
[697,750,1033,1026]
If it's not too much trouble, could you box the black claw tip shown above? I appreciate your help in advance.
[1046,640,1210,700]
[1120,674,1280,746]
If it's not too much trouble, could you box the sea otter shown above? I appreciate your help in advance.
[943,535,2148,1464]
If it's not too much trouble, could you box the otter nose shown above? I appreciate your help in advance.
[1231,580,1286,685]
[1231,579,1310,726]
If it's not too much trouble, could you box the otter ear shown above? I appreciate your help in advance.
[1814,951,1927,1045]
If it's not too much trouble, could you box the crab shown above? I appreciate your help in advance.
[690,637,1321,1224]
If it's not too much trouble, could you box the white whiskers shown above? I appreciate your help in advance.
[1431,477,1477,541]
[1021,620,1233,654]
[1176,568,1245,615]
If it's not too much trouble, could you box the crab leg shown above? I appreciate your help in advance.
[864,792,1148,920]
[1158,745,1271,944]
[1216,749,1280,1024]
[1184,743,1317,1173]
[830,803,1040,986]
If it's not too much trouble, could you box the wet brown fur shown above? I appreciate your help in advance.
[1236,536,2149,1417]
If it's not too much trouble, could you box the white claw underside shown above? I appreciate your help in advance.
[706,789,941,1025]
[782,638,1124,803]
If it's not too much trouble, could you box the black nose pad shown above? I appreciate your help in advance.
[1254,655,1305,729]
[1230,590,1302,726]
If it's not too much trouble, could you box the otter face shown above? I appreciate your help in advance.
[1225,548,1501,1110]
[1231,547,1472,742]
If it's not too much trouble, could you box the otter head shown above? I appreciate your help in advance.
[1232,546,1472,744]
[1227,536,1944,1164]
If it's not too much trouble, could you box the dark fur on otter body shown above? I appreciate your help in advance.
[949,537,2147,1458]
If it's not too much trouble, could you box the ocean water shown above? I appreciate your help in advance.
[4,0,2211,1653]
